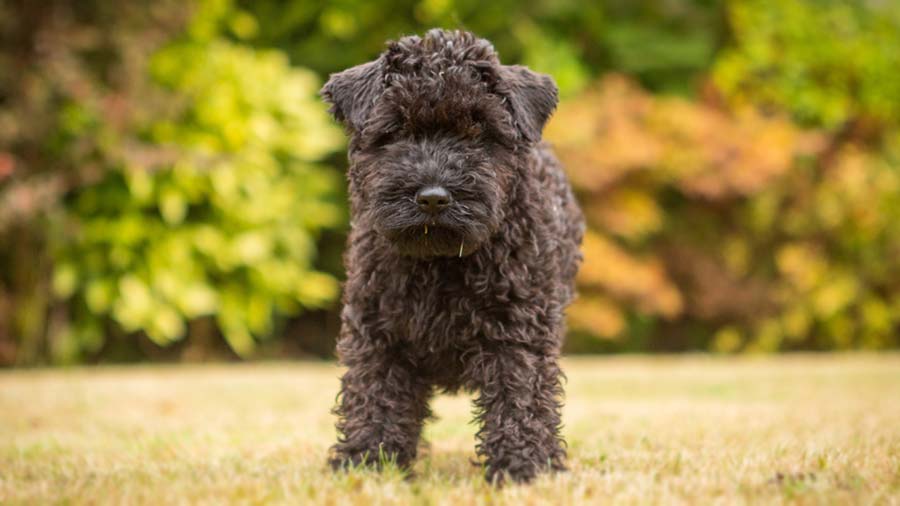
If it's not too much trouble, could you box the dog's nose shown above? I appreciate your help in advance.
[415,186,451,215]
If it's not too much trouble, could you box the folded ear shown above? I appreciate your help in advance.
[497,65,559,142]
[320,58,384,133]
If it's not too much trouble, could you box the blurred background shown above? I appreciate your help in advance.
[1,0,899,366]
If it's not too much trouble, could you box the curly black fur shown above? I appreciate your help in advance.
[321,29,584,484]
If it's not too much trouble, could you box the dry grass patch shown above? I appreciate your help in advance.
[1,354,899,505]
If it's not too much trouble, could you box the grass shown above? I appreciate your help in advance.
[1,354,899,505]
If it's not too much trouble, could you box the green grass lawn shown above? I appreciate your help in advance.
[1,354,899,505]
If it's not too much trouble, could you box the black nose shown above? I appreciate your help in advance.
[416,186,451,215]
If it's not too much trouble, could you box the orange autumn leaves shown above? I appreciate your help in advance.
[546,75,822,342]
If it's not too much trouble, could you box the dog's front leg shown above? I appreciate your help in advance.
[329,337,431,472]
[473,345,567,484]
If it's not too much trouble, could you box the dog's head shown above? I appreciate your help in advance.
[322,29,558,258]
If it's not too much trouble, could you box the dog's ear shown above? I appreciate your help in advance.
[497,65,559,143]
[320,58,384,133]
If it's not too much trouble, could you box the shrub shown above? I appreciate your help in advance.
[49,5,345,362]
[548,76,900,352]
[714,0,900,130]
[1,1,344,364]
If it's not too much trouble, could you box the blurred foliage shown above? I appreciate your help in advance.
[549,75,900,353]
[714,0,900,130]
[1,0,343,364]
[2,0,899,364]
[240,0,725,96]
[1,0,186,364]
[54,29,344,360]
[546,0,900,353]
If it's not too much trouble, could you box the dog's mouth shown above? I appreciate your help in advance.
[383,223,475,258]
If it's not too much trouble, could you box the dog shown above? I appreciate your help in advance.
[321,28,583,484]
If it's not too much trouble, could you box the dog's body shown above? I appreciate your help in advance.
[322,29,583,483]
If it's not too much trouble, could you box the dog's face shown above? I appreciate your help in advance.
[322,30,558,258]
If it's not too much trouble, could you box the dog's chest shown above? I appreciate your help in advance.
[375,260,500,350]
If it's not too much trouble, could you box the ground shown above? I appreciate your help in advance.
[1,354,898,505]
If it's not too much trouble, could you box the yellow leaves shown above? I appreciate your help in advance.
[747,318,783,353]
[174,284,218,318]
[113,276,156,335]
[584,187,663,240]
[812,275,859,319]
[776,243,826,290]
[781,306,811,340]
[211,162,239,199]
[722,236,750,277]
[296,272,340,308]
[320,7,358,39]
[217,290,256,357]
[567,296,625,338]
[159,186,187,225]
[150,305,186,345]
[775,242,858,318]
[578,231,683,318]
[52,263,78,298]
[233,231,271,264]
[227,10,258,40]
[192,225,229,267]
[126,166,154,204]
[85,279,113,313]
[151,36,342,160]
[712,326,743,353]
[860,297,892,336]
[774,242,859,331]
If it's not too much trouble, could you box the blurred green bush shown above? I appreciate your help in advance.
[241,0,724,96]
[714,0,900,130]
[1,0,343,364]
[53,29,345,360]
[1,0,898,364]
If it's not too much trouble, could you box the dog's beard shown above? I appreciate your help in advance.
[373,201,495,258]
[387,224,469,258]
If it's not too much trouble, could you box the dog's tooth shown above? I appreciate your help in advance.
[424,225,428,235]
[459,239,464,258]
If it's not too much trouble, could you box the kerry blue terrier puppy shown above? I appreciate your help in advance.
[322,28,584,484]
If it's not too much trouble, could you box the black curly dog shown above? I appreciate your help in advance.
[321,29,584,484]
